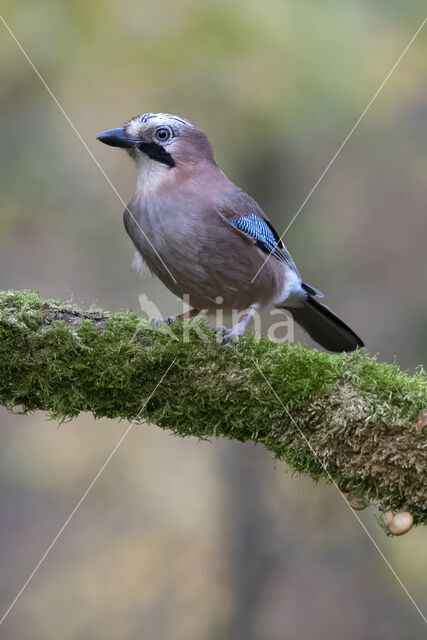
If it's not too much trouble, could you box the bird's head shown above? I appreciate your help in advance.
[97,113,215,176]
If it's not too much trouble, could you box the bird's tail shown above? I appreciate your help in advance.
[281,283,364,353]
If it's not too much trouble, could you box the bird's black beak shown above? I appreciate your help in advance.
[96,127,139,148]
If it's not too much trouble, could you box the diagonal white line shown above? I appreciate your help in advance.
[252,357,427,626]
[0,14,177,285]
[251,16,427,284]
[0,359,176,627]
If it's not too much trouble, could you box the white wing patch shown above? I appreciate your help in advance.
[132,251,152,278]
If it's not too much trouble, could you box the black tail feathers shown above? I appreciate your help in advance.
[282,285,364,353]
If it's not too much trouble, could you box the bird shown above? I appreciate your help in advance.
[97,112,363,352]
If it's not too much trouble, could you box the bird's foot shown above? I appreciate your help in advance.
[151,308,202,330]
[151,315,177,329]
[218,304,260,344]
[219,323,247,344]
[151,309,201,329]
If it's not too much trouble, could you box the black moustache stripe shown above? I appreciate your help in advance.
[138,142,175,168]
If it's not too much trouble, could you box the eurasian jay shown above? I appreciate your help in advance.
[97,113,363,352]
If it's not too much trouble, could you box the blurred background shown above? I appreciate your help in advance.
[0,1,426,638]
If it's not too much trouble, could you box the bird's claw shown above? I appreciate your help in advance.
[151,315,176,329]
[218,324,245,344]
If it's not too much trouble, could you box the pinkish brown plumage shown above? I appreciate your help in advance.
[97,113,363,351]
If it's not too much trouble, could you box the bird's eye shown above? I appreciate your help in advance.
[155,127,173,143]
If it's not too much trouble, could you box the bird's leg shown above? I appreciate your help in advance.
[151,307,201,327]
[221,304,260,343]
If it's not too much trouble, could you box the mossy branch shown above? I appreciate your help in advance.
[1,290,426,527]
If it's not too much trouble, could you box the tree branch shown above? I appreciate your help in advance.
[1,290,426,529]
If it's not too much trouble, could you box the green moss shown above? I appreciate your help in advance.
[1,290,427,526]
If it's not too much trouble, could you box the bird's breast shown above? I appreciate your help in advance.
[124,193,286,311]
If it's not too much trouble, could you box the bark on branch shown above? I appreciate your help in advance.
[1,290,426,527]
